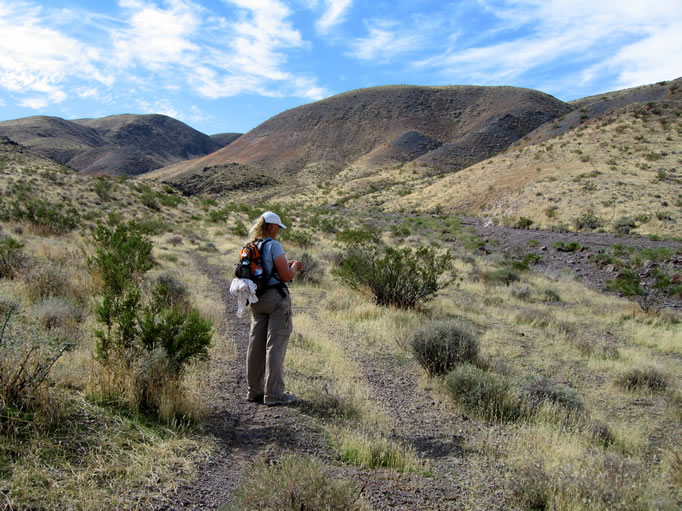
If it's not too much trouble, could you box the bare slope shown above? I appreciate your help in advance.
[0,114,222,176]
[151,85,572,192]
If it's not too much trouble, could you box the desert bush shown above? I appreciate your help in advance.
[334,231,452,309]
[510,453,653,511]
[34,297,83,330]
[518,374,584,413]
[93,176,114,201]
[293,253,324,284]
[165,234,183,247]
[573,211,602,231]
[510,284,533,301]
[147,273,190,311]
[409,319,479,375]
[232,220,248,237]
[608,266,681,313]
[484,268,520,287]
[515,217,534,229]
[11,199,80,234]
[207,207,230,223]
[281,229,313,248]
[553,241,581,252]
[616,367,668,392]
[0,302,73,433]
[0,236,25,279]
[89,223,212,417]
[542,288,561,302]
[447,364,523,422]
[23,262,69,302]
[614,216,637,234]
[229,455,367,511]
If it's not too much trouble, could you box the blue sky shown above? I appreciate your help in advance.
[1,0,681,135]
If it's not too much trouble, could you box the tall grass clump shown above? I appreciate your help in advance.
[334,229,452,309]
[229,455,367,511]
[0,301,73,433]
[409,319,479,375]
[0,236,25,278]
[447,364,523,422]
[330,427,423,474]
[616,366,668,392]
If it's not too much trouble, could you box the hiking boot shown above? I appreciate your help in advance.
[264,393,296,406]
[247,394,264,403]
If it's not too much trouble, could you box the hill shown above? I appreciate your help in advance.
[150,85,572,192]
[0,114,223,176]
[384,79,682,238]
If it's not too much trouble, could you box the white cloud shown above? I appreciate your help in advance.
[0,0,325,114]
[347,21,423,62]
[0,1,107,108]
[316,0,352,33]
[112,0,202,70]
[415,0,682,91]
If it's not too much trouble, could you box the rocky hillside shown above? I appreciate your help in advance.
[0,114,224,176]
[386,87,682,238]
[151,85,572,192]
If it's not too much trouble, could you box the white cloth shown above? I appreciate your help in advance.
[229,278,258,318]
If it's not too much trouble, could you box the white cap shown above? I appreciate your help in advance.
[262,211,287,229]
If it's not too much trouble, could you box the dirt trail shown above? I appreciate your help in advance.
[170,254,332,510]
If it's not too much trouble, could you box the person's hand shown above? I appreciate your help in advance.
[290,260,303,272]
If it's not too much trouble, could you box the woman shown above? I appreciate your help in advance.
[246,211,303,406]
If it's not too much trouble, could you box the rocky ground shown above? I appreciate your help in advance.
[461,217,682,310]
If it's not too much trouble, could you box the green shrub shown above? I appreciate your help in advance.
[293,253,324,285]
[410,319,479,375]
[334,234,452,309]
[11,199,80,234]
[616,367,668,392]
[447,364,523,422]
[614,216,637,234]
[0,236,25,279]
[485,268,520,286]
[573,211,602,231]
[207,207,230,223]
[93,176,114,201]
[281,229,313,249]
[515,217,534,229]
[229,455,366,511]
[232,220,248,237]
[518,374,584,413]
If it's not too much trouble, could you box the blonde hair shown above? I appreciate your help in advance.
[248,216,273,241]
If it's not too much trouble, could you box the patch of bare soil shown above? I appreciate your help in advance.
[460,217,682,310]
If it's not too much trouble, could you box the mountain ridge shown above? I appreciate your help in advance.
[0,113,232,176]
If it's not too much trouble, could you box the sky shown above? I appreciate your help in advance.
[1,0,681,135]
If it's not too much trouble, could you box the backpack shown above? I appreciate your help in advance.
[234,239,273,293]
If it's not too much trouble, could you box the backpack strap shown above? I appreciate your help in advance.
[254,239,283,297]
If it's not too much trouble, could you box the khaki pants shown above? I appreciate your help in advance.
[246,287,293,402]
